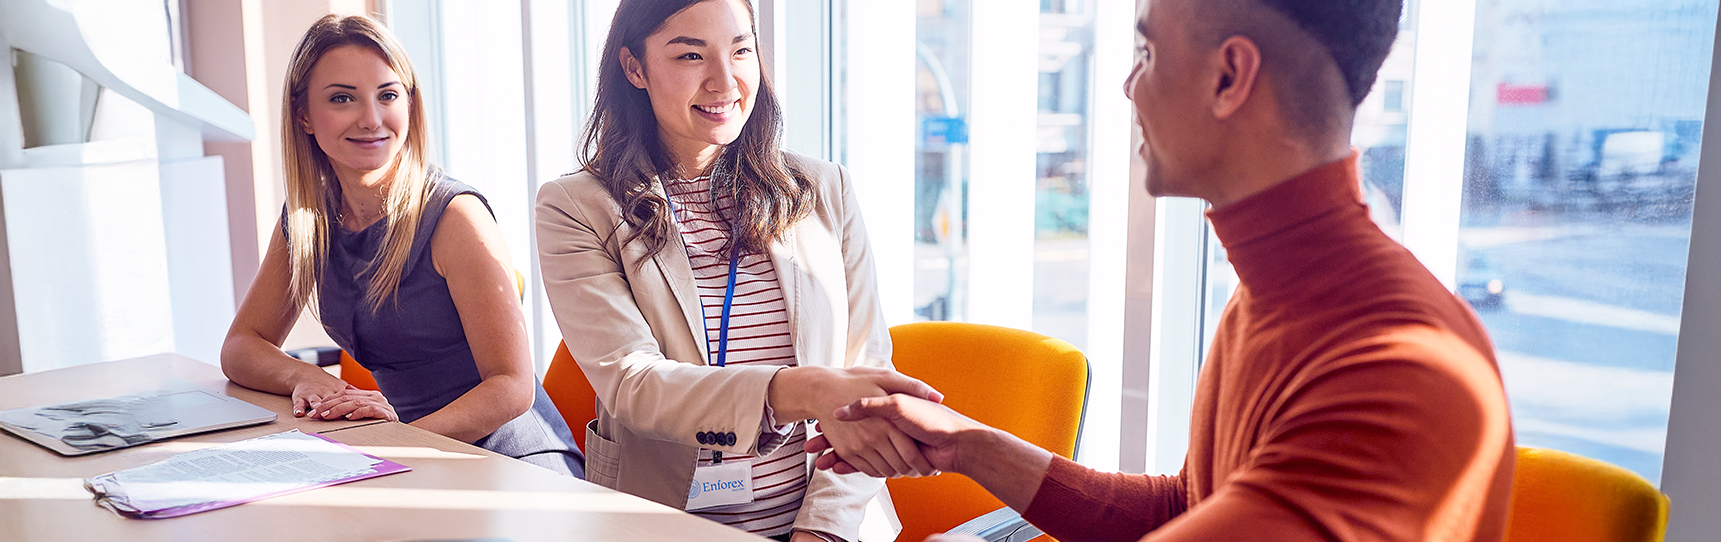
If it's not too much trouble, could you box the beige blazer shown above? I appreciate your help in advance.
[535,153,895,540]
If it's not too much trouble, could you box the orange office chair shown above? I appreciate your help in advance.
[338,350,379,390]
[884,322,1090,542]
[541,340,598,452]
[1505,447,1669,542]
[335,270,526,391]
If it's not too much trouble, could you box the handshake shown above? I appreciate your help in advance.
[772,366,995,480]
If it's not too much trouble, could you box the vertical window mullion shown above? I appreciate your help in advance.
[965,0,1038,330]
[1399,0,1479,288]
[841,0,916,323]
[1661,5,1721,536]
[521,0,580,375]
[1079,0,1135,472]
[1138,197,1206,475]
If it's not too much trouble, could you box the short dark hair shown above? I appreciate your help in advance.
[1256,0,1404,106]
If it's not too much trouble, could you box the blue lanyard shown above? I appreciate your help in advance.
[715,249,739,368]
[665,188,740,368]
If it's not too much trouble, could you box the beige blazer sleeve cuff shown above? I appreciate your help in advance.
[793,459,884,542]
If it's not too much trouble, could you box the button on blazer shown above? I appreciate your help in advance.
[535,153,897,541]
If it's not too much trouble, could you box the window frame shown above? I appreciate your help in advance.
[1661,6,1721,535]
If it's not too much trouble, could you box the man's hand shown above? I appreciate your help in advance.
[806,394,986,475]
[809,414,939,478]
[807,394,1056,513]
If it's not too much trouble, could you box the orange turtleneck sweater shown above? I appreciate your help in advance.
[1022,154,1515,542]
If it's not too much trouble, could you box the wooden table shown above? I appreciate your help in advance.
[0,355,766,542]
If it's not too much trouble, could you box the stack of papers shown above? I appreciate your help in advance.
[84,430,410,519]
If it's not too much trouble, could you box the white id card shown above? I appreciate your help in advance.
[686,459,754,511]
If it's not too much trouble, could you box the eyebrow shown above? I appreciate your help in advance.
[323,82,403,91]
[665,33,754,47]
[1136,20,1149,39]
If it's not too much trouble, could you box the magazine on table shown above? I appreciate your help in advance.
[0,381,276,456]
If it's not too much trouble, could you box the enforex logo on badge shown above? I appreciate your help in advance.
[702,480,746,493]
[687,461,753,510]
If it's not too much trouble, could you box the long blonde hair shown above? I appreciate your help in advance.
[281,14,436,312]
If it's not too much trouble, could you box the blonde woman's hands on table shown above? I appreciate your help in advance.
[294,380,398,422]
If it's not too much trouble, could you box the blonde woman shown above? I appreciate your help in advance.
[222,14,583,477]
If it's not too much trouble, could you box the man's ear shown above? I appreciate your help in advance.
[620,46,648,90]
[1211,36,1261,120]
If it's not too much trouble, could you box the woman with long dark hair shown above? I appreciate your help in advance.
[222,14,582,477]
[536,0,935,539]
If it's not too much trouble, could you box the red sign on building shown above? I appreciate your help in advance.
[1497,83,1549,105]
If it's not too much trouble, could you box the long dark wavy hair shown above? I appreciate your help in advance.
[578,0,813,263]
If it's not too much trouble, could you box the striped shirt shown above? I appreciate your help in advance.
[666,174,810,538]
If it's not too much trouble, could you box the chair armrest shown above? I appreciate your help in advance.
[946,506,1045,542]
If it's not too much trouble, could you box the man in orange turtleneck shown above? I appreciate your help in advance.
[807,0,1516,541]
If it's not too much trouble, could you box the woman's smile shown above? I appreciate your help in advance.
[693,100,742,122]
[347,135,391,150]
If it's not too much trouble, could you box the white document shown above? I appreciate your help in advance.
[85,429,407,518]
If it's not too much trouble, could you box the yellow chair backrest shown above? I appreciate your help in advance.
[885,322,1089,542]
[1506,446,1669,542]
[542,340,598,453]
[337,270,526,391]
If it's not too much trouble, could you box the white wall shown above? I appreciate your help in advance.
[1,156,177,372]
[160,155,238,365]
[0,0,251,372]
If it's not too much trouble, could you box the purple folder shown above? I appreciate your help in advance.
[85,430,412,519]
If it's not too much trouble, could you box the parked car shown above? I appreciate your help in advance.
[1457,251,1506,309]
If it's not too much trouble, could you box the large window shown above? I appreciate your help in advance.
[1191,0,1715,484]
[911,0,973,323]
[1455,0,1716,482]
[903,0,1135,470]
[909,1,1105,348]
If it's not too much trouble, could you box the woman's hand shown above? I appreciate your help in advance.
[296,382,398,422]
[290,377,349,417]
[768,366,944,478]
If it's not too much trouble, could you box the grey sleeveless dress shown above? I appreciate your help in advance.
[295,177,584,477]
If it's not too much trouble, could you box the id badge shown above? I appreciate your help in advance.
[685,459,754,511]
